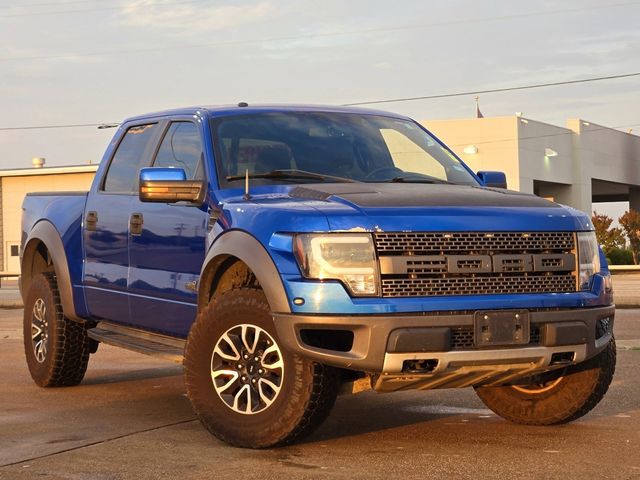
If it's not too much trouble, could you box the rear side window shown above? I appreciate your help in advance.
[153,122,204,179]
[103,123,158,193]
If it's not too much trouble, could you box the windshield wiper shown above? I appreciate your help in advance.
[226,169,358,183]
[389,175,453,185]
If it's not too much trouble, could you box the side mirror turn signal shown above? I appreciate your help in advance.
[139,168,205,204]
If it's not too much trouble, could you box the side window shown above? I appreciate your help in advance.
[103,124,158,193]
[153,122,204,179]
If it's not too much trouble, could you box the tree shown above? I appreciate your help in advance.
[592,212,625,251]
[618,209,640,265]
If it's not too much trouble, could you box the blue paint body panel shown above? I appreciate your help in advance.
[20,104,610,341]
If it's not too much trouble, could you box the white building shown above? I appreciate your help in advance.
[423,116,640,214]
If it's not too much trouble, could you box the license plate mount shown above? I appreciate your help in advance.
[474,310,530,347]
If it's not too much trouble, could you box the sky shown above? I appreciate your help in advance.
[0,0,639,216]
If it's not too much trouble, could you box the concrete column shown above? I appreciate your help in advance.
[565,123,592,214]
[630,187,640,213]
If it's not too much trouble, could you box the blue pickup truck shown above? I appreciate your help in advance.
[20,104,615,448]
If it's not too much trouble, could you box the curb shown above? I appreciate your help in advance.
[613,297,640,308]
[0,300,23,309]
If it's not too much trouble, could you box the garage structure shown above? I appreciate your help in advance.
[423,116,640,214]
[0,164,97,275]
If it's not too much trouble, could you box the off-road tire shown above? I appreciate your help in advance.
[184,288,340,448]
[23,272,91,387]
[475,338,616,425]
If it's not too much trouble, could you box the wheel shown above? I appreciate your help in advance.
[183,288,340,448]
[474,338,616,425]
[23,272,91,387]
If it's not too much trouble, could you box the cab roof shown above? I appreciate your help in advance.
[122,103,412,124]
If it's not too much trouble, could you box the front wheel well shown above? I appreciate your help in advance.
[198,256,259,311]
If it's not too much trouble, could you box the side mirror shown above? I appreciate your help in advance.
[139,168,205,204]
[477,171,507,189]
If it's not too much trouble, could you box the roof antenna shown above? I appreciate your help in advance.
[243,168,251,200]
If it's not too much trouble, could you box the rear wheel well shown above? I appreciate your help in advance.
[22,240,55,294]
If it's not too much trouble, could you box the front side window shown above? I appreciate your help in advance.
[103,123,158,193]
[153,122,204,179]
[211,112,478,188]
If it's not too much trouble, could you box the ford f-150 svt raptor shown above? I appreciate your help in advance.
[20,104,615,448]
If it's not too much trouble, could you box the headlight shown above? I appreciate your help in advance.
[293,233,379,296]
[577,231,601,290]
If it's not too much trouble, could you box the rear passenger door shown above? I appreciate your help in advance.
[127,120,209,337]
[83,122,161,323]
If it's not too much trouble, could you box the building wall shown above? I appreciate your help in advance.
[423,117,522,190]
[2,172,95,273]
[516,118,574,197]
[567,119,640,212]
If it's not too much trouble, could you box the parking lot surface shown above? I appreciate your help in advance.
[1,308,638,480]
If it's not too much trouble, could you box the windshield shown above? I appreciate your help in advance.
[211,112,479,188]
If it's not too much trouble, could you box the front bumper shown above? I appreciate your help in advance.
[273,305,615,379]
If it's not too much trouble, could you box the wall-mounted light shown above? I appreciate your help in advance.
[463,145,479,155]
[544,148,558,157]
[520,118,529,124]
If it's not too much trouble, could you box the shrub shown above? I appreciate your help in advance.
[605,247,634,265]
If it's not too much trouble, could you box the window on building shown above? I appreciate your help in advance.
[103,123,158,193]
[10,245,19,257]
[153,122,204,179]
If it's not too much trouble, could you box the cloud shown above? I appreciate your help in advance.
[117,0,275,35]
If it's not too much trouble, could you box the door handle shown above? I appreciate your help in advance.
[130,213,144,236]
[86,211,98,231]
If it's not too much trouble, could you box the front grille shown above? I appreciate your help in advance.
[451,325,542,350]
[375,231,575,255]
[381,275,577,297]
[375,231,577,298]
[451,327,475,349]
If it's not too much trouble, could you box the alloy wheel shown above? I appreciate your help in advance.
[31,298,49,363]
[210,324,284,415]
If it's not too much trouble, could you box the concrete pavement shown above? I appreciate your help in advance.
[0,308,639,479]
[0,279,21,309]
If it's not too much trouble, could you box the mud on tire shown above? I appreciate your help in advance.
[23,272,91,387]
[474,338,616,425]
[183,288,340,448]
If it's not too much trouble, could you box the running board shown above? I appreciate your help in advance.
[87,321,185,364]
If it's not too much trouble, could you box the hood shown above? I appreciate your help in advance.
[285,183,592,232]
[217,182,592,235]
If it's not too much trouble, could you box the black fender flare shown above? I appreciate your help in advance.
[21,220,80,321]
[198,230,291,314]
